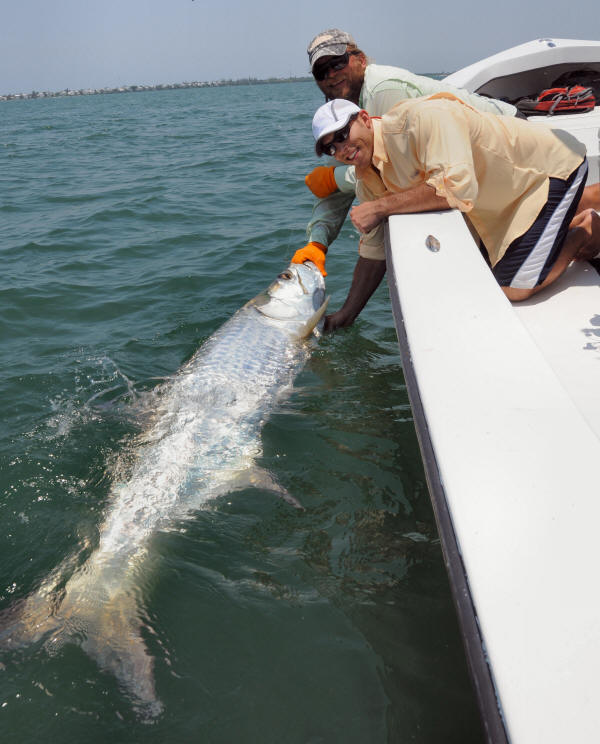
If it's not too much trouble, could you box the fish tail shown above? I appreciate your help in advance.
[0,583,162,719]
[78,591,163,719]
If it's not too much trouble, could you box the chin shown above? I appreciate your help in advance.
[327,85,348,99]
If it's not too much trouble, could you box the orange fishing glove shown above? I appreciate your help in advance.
[305,166,339,198]
[291,242,327,276]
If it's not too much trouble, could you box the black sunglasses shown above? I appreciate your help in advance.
[319,114,358,157]
[313,51,359,81]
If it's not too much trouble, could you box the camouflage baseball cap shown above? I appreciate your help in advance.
[307,29,357,69]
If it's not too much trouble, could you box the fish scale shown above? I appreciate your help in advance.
[0,260,327,719]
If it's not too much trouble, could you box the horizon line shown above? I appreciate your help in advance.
[1,72,451,102]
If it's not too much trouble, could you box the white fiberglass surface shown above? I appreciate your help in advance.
[386,210,600,743]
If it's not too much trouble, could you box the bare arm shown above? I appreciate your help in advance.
[350,183,450,234]
[325,185,449,331]
[324,256,387,332]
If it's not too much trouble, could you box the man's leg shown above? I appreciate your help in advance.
[574,182,600,215]
[502,226,588,301]
[571,208,600,261]
[492,160,589,301]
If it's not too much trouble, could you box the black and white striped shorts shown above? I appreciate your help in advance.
[492,159,588,289]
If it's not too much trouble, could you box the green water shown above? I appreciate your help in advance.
[1,83,483,742]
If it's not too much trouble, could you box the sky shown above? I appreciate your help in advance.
[1,0,597,95]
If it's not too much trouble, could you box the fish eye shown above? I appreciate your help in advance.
[277,270,294,280]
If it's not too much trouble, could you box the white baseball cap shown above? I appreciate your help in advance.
[312,99,361,156]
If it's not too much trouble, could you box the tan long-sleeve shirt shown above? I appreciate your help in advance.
[357,94,586,264]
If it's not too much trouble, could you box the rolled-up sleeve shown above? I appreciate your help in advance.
[333,164,358,193]
[384,102,479,213]
[426,163,477,212]
[306,190,355,247]
[415,105,478,212]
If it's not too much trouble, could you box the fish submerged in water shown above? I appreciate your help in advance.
[0,261,328,718]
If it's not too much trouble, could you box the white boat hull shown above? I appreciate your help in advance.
[386,212,600,743]
[386,37,600,744]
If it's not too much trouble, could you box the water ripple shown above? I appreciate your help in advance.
[0,83,481,743]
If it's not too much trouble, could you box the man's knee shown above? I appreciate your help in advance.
[501,285,536,302]
[571,208,600,260]
[575,183,600,215]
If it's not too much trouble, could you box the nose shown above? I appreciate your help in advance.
[335,139,351,159]
[323,62,344,82]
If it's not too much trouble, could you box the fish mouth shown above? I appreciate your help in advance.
[295,261,326,290]
[248,261,327,333]
[252,293,329,329]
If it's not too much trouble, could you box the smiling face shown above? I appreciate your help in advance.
[313,48,367,104]
[319,110,374,172]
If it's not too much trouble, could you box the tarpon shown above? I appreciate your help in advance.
[0,261,328,718]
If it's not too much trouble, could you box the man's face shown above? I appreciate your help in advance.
[321,110,374,171]
[313,49,367,104]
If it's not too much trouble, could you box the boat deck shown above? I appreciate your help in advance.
[386,210,600,743]
[515,259,600,437]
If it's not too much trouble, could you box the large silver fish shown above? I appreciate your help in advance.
[0,261,328,718]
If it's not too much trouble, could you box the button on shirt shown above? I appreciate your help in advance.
[357,94,586,263]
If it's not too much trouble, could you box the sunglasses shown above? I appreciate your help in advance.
[319,114,358,157]
[313,51,359,81]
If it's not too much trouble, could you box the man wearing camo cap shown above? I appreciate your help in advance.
[291,29,600,330]
[291,29,521,330]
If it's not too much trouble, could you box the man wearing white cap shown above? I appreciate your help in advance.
[293,29,600,328]
[310,97,597,317]
[292,29,520,330]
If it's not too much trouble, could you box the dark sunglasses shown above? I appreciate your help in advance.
[313,51,359,81]
[319,114,358,157]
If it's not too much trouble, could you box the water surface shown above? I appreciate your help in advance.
[1,83,483,743]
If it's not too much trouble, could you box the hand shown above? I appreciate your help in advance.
[323,257,387,332]
[305,166,339,198]
[571,209,600,261]
[291,242,327,276]
[349,201,387,233]
[323,309,355,332]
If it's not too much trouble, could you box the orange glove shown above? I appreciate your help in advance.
[305,166,339,198]
[291,242,327,276]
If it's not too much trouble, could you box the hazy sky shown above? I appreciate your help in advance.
[2,0,597,94]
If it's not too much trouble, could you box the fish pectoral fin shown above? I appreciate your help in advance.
[0,591,62,650]
[0,547,84,650]
[297,295,330,339]
[229,467,305,510]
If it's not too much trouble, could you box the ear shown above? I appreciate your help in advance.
[359,110,372,128]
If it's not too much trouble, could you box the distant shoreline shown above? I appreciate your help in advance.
[1,73,450,102]
[1,76,313,102]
